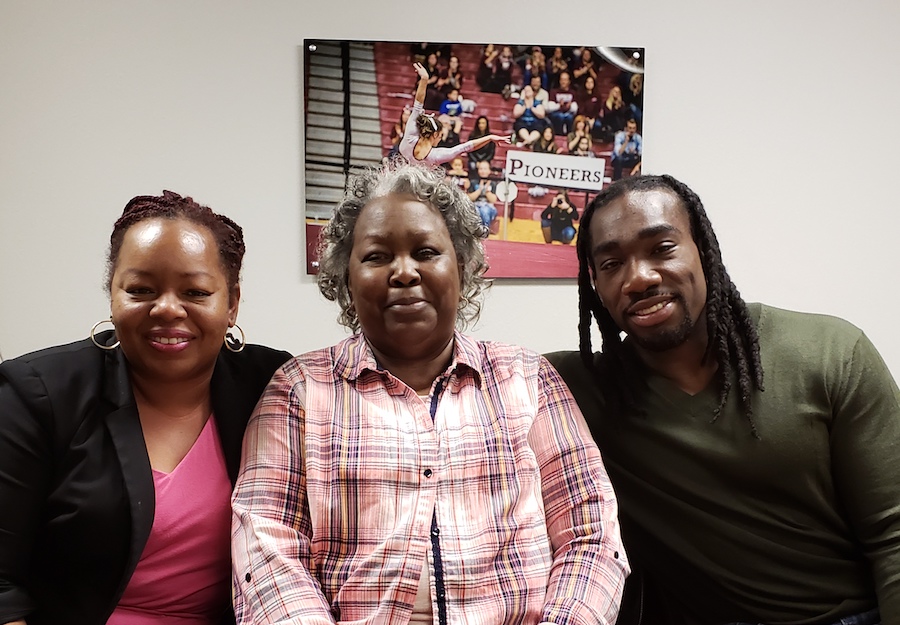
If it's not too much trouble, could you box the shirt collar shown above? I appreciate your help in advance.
[336,331,484,387]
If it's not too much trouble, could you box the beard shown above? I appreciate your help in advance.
[627,293,699,352]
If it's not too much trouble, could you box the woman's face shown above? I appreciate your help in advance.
[348,194,460,364]
[542,126,553,141]
[449,56,459,71]
[611,86,622,101]
[427,53,437,68]
[110,218,238,386]
[578,137,590,151]
[575,118,586,132]
[585,76,595,93]
[477,117,488,132]
[553,47,563,59]
[582,49,591,63]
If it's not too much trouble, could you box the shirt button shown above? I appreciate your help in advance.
[431,527,440,537]
[423,468,433,478]
[614,551,619,559]
[245,572,252,582]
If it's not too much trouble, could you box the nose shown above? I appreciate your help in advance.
[389,255,421,287]
[621,259,661,295]
[150,291,187,320]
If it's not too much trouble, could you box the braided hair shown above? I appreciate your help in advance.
[105,190,245,292]
[576,175,764,435]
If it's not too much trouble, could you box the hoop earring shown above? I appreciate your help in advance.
[90,318,120,350]
[224,324,246,353]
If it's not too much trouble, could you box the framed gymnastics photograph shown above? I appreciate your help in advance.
[303,40,645,278]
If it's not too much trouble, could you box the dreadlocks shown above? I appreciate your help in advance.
[575,174,764,435]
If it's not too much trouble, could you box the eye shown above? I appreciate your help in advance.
[361,251,389,263]
[185,289,211,298]
[597,259,621,272]
[654,242,677,255]
[125,286,153,295]
[416,247,440,260]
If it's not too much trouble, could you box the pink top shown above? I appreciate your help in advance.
[108,417,233,625]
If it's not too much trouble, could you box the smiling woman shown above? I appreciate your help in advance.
[231,162,630,625]
[0,192,291,625]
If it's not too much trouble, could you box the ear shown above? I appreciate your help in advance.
[228,284,241,326]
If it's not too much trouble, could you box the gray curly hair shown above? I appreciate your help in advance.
[316,161,491,331]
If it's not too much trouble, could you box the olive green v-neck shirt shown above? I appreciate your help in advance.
[548,304,900,624]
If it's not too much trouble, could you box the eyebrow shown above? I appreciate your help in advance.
[592,223,680,256]
[120,268,217,279]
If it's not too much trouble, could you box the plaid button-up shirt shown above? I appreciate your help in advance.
[232,332,628,624]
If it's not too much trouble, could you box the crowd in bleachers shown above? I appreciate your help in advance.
[382,43,643,175]
[373,42,645,236]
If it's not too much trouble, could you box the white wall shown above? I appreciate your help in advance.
[1,0,898,379]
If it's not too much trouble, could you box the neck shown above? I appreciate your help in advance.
[371,336,455,396]
[130,371,213,418]
[633,321,717,396]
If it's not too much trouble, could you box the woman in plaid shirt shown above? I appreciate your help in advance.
[232,163,629,625]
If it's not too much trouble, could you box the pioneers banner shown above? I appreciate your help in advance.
[504,150,606,192]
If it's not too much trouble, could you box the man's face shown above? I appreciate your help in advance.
[531,76,542,92]
[626,120,637,135]
[477,161,491,178]
[559,72,571,90]
[589,189,708,353]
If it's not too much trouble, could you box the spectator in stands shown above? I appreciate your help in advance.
[476,44,513,96]
[420,52,445,110]
[619,72,644,126]
[512,84,547,148]
[598,85,629,143]
[567,115,593,154]
[510,73,547,104]
[523,46,548,90]
[437,114,462,151]
[570,135,596,158]
[466,116,496,175]
[387,106,412,160]
[468,160,499,228]
[439,88,464,117]
[572,48,599,89]
[437,54,464,95]
[533,126,560,154]
[409,42,450,64]
[445,156,471,192]
[548,47,569,89]
[547,71,579,135]
[611,118,642,180]
[541,189,579,244]
[576,75,603,139]
[402,63,508,167]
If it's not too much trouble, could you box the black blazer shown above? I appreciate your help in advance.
[0,332,291,625]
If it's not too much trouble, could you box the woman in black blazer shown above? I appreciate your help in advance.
[0,191,291,625]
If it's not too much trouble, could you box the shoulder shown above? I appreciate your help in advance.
[544,350,596,387]
[0,335,108,395]
[463,338,549,381]
[755,303,863,347]
[753,303,870,373]
[215,343,293,389]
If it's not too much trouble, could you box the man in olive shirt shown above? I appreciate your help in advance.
[546,174,899,625]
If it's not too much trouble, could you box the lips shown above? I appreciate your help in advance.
[625,294,678,328]
[388,296,426,307]
[627,294,674,317]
